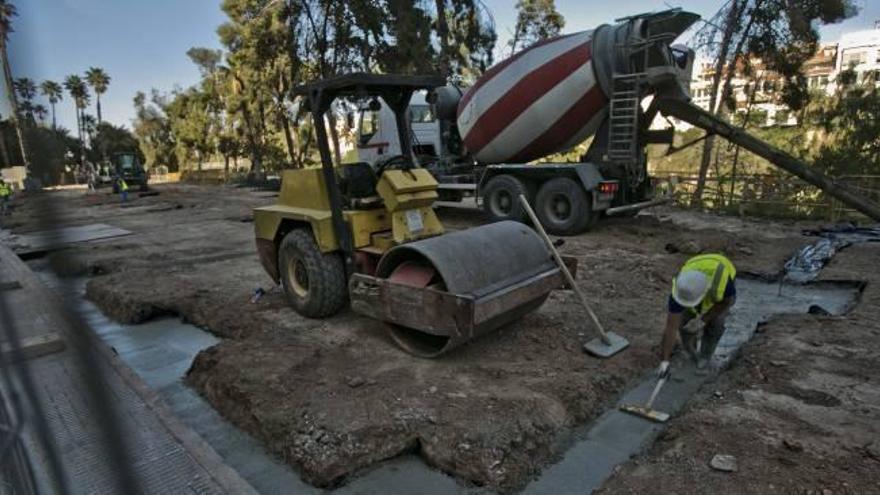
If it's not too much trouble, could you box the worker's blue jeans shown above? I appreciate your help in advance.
[120,191,128,203]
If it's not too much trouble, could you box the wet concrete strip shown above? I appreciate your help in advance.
[33,272,317,494]
[524,277,861,494]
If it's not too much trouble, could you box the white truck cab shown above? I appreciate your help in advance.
[356,92,442,165]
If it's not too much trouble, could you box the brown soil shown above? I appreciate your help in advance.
[597,241,880,494]
[4,184,838,492]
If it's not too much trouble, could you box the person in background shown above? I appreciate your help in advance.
[0,178,11,215]
[657,253,737,377]
[87,162,97,192]
[117,177,129,203]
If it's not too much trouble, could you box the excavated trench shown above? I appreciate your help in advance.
[524,276,861,493]
[28,229,869,493]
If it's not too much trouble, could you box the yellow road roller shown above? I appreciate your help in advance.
[253,73,574,357]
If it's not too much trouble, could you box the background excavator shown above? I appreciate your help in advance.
[254,9,880,358]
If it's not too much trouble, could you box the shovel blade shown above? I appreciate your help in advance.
[583,331,629,358]
[619,404,670,423]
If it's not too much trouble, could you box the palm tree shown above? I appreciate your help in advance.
[13,77,35,101]
[81,113,97,142]
[40,79,63,129]
[85,67,110,124]
[0,1,28,169]
[13,77,36,124]
[33,103,48,125]
[64,74,90,161]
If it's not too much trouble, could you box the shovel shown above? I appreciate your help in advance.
[518,195,630,358]
[620,372,671,423]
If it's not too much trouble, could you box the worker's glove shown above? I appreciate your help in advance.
[657,360,670,379]
[682,317,705,335]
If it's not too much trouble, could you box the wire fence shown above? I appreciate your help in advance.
[652,171,880,222]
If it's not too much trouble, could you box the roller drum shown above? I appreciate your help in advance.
[370,221,559,357]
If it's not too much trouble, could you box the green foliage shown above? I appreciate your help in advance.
[508,0,564,54]
[85,67,110,122]
[63,75,89,109]
[25,126,78,183]
[132,90,178,171]
[0,118,77,182]
[810,70,880,177]
[128,0,498,175]
[88,122,141,164]
[0,0,16,44]
[85,67,110,94]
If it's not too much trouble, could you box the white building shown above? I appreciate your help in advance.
[833,26,880,87]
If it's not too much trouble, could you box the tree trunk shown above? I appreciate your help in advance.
[280,111,296,167]
[96,94,103,124]
[729,75,761,205]
[240,102,262,175]
[0,130,9,167]
[327,112,342,165]
[692,1,744,206]
[79,106,86,165]
[1,41,29,171]
[51,101,57,130]
[224,154,230,178]
[434,0,450,75]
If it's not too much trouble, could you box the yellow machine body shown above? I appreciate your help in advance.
[375,169,444,245]
[253,166,444,282]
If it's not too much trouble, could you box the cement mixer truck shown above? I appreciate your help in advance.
[355,8,880,233]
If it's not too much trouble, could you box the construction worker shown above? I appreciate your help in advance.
[0,178,10,215]
[658,253,737,375]
[117,177,129,203]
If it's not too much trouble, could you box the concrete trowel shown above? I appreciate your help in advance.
[620,372,671,423]
[518,195,630,358]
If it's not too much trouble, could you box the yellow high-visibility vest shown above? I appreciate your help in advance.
[119,179,129,192]
[0,183,9,197]
[672,253,736,315]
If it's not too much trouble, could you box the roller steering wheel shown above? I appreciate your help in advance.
[374,154,413,176]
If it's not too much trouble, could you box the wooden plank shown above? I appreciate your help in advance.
[1,332,66,361]
[7,223,132,254]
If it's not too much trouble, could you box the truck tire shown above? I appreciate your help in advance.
[278,229,348,318]
[482,174,533,223]
[535,177,596,235]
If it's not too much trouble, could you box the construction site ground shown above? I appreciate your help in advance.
[3,183,877,493]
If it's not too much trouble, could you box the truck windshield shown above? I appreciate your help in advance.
[409,105,435,123]
[117,154,136,170]
[359,110,380,144]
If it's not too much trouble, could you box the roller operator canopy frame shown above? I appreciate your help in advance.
[293,73,447,274]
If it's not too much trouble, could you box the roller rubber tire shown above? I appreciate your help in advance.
[535,177,596,235]
[482,174,533,223]
[278,229,348,318]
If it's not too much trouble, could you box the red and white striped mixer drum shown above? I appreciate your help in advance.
[456,30,608,164]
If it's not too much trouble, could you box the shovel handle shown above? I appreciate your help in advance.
[518,195,611,344]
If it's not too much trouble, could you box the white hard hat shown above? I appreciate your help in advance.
[673,270,710,308]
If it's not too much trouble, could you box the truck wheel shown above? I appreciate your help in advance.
[482,174,533,223]
[278,229,348,318]
[535,177,595,235]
